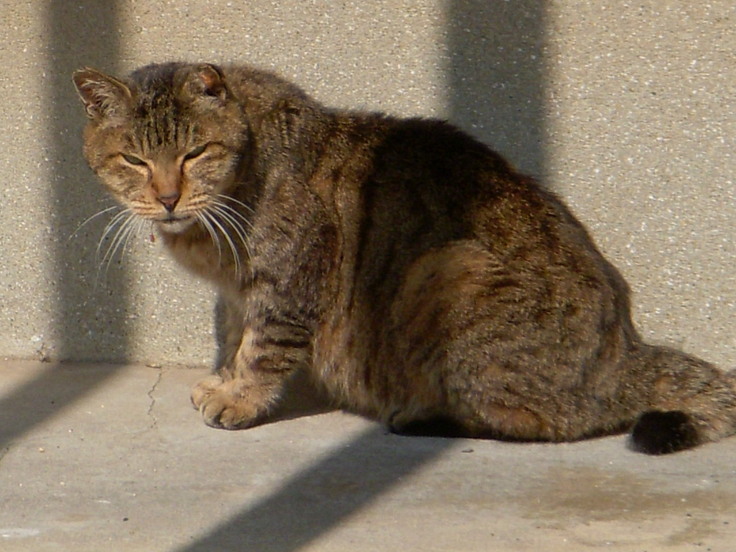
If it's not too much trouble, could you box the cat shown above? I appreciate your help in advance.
[72,62,736,454]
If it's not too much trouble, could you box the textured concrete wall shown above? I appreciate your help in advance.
[0,1,733,369]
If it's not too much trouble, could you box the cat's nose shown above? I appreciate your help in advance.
[158,192,181,212]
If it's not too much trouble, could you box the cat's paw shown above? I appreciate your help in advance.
[190,375,263,430]
[190,374,225,409]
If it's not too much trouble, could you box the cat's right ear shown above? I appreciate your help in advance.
[72,68,132,120]
[178,64,229,105]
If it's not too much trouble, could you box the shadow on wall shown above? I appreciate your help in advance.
[0,2,127,452]
[446,0,547,179]
[48,1,129,362]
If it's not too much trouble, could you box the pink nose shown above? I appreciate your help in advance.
[157,192,181,212]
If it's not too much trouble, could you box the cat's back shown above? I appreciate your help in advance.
[317,112,577,262]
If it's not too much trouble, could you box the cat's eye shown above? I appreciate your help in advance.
[183,145,207,161]
[122,153,146,166]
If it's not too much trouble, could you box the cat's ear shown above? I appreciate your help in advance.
[180,64,228,103]
[72,68,132,120]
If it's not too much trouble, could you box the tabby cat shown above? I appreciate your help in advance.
[73,62,736,454]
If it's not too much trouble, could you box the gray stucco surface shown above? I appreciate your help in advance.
[1,1,733,369]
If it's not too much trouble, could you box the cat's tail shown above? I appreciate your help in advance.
[629,344,736,454]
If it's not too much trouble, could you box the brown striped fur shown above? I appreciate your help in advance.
[73,62,736,453]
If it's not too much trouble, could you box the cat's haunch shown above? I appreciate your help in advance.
[73,62,736,454]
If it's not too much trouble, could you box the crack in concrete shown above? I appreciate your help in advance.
[146,367,164,430]
[0,445,11,466]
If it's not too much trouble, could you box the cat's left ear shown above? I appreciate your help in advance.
[180,64,229,103]
[72,68,132,120]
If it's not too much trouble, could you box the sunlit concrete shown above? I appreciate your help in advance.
[1,361,735,551]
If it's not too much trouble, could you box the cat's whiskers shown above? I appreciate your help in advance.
[96,208,147,280]
[190,195,254,280]
[216,194,256,218]
[210,197,254,271]
[68,204,120,242]
[215,197,255,228]
[195,211,223,264]
[201,208,244,278]
[210,201,252,245]
[120,216,150,259]
[97,209,132,259]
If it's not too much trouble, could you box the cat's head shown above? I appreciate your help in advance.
[73,63,250,234]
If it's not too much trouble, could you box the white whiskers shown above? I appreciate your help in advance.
[196,194,254,280]
[68,204,142,280]
[72,194,255,286]
[95,207,149,280]
[68,204,120,242]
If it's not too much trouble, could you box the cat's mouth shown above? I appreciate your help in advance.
[156,214,197,234]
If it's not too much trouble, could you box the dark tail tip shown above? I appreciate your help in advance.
[389,416,471,438]
[630,410,701,454]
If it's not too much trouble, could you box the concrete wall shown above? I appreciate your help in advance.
[1,1,733,369]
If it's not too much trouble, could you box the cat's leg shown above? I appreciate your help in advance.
[213,292,247,370]
[190,293,250,427]
[191,316,312,429]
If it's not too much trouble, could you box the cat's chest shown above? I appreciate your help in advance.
[161,229,243,287]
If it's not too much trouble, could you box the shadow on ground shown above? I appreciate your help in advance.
[176,426,452,551]
[0,1,126,455]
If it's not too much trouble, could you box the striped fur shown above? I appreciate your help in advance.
[74,62,736,453]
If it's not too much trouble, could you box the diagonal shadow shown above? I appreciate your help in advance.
[0,2,126,451]
[177,426,452,551]
[177,2,548,550]
[0,363,122,447]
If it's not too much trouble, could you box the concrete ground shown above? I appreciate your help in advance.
[1,361,735,552]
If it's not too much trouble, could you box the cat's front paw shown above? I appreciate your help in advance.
[190,375,263,430]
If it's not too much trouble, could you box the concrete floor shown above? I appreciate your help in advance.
[1,360,735,551]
